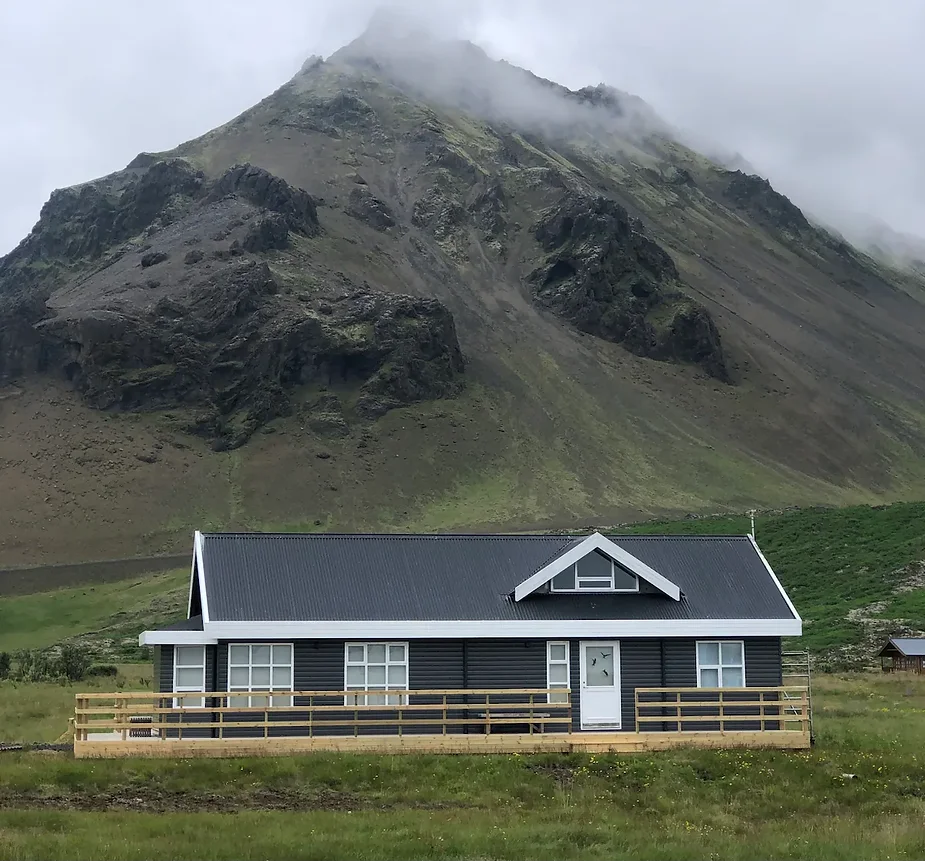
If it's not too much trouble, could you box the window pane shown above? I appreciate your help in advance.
[175,646,203,667]
[549,664,568,684]
[272,667,291,687]
[347,645,365,663]
[388,645,406,662]
[722,667,744,688]
[250,695,269,708]
[612,565,637,591]
[578,578,613,589]
[549,689,568,704]
[229,645,250,665]
[271,695,293,707]
[549,643,567,662]
[229,695,249,708]
[272,644,292,665]
[576,551,613,582]
[252,645,271,665]
[230,667,250,687]
[367,665,386,685]
[699,668,719,688]
[551,567,576,590]
[252,667,271,687]
[367,644,386,663]
[387,665,406,685]
[386,693,404,706]
[698,642,720,665]
[176,667,204,688]
[176,695,204,708]
[367,692,386,706]
[584,645,615,687]
[346,666,365,686]
[721,642,743,666]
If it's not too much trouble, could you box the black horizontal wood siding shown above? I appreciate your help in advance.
[157,644,216,738]
[152,637,784,737]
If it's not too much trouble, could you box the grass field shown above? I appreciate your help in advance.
[1,673,924,860]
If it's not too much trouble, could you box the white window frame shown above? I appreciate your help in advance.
[344,642,409,706]
[550,556,640,594]
[695,640,746,688]
[173,645,206,708]
[546,641,570,704]
[227,643,294,707]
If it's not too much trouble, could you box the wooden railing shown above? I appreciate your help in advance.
[634,686,811,734]
[74,689,572,741]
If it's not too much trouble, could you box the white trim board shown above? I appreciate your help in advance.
[198,617,802,640]
[513,533,681,602]
[140,631,218,646]
[195,531,210,624]
[748,535,802,623]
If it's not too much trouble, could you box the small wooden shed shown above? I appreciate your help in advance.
[877,637,925,673]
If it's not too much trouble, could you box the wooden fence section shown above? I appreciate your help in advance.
[73,688,572,741]
[634,686,811,735]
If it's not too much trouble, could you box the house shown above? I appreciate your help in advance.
[75,530,809,756]
[877,637,925,673]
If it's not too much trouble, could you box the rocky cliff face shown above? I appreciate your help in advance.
[0,159,465,448]
[530,195,728,380]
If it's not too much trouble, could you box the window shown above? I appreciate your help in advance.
[345,642,408,706]
[228,644,293,707]
[547,641,570,703]
[550,550,639,593]
[696,641,745,688]
[173,645,206,708]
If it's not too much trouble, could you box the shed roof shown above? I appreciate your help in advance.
[194,532,796,624]
[879,637,925,657]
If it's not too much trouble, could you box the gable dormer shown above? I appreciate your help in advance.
[513,532,681,602]
[549,548,640,593]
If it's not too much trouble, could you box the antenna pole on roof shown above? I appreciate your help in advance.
[748,509,756,540]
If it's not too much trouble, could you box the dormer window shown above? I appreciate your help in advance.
[550,550,639,593]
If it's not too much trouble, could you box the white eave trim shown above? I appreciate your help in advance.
[139,630,218,646]
[513,532,682,602]
[195,530,210,624]
[202,618,802,639]
[747,534,802,627]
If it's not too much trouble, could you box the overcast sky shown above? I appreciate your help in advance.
[2,0,924,255]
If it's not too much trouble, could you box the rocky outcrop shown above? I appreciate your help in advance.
[35,258,464,449]
[722,170,811,235]
[209,164,319,235]
[530,194,728,380]
[345,186,396,231]
[0,157,466,445]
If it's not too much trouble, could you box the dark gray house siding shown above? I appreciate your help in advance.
[154,637,784,737]
[156,644,216,738]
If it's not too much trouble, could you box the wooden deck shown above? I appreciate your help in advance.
[72,685,811,758]
[74,729,810,758]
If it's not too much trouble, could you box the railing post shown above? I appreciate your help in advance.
[308,694,313,738]
[442,693,447,736]
[634,691,640,734]
[719,689,725,734]
[676,691,682,732]
[485,693,491,735]
[529,693,534,735]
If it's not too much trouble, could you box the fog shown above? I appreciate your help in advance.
[2,0,924,256]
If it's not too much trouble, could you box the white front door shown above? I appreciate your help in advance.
[579,641,621,729]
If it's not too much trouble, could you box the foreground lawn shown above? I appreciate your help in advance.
[1,673,925,859]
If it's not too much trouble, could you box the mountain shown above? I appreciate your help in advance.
[4,19,925,566]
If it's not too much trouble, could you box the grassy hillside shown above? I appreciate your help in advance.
[623,502,925,659]
[1,674,925,860]
[0,569,187,659]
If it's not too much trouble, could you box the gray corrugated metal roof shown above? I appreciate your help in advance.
[886,637,925,656]
[196,533,795,623]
